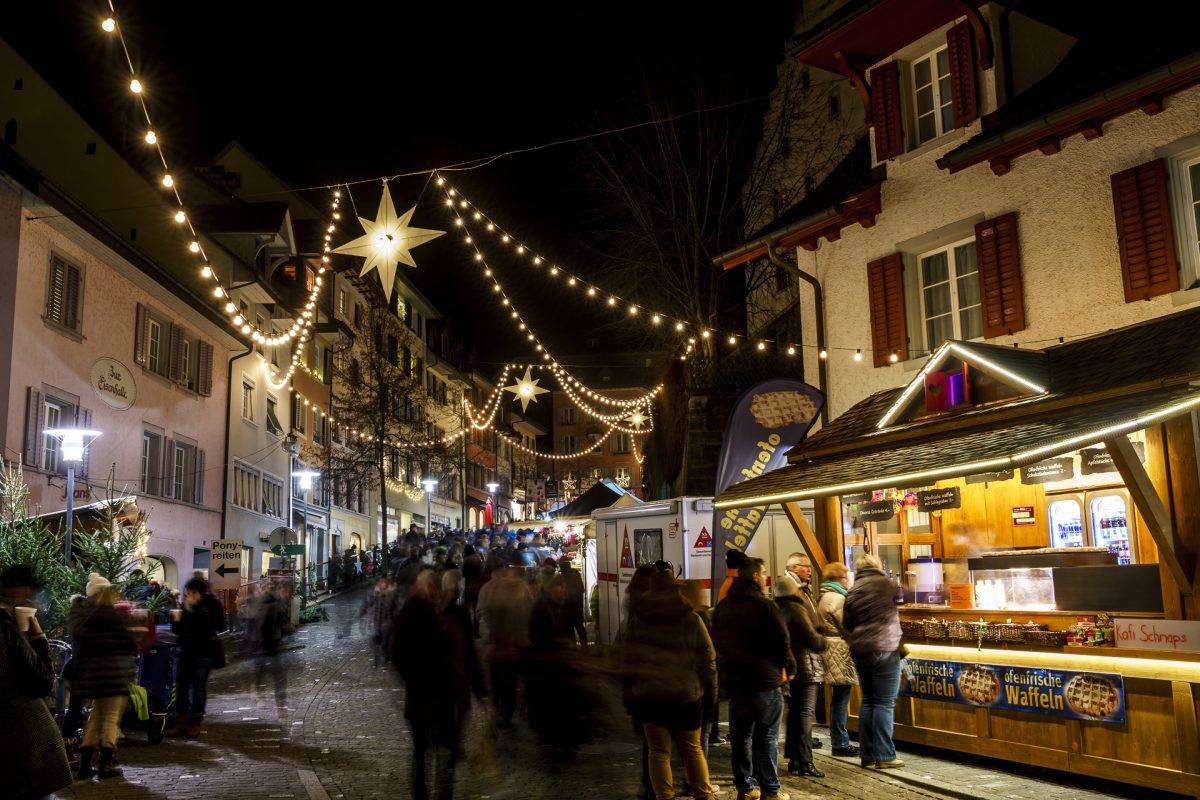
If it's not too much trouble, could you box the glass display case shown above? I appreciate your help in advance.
[970,567,1056,610]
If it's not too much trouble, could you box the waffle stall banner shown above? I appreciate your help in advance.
[899,657,1126,724]
[710,379,824,588]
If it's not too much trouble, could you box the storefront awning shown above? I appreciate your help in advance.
[715,387,1200,509]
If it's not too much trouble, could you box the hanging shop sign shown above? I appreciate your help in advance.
[1020,457,1075,485]
[711,379,824,588]
[966,469,1014,484]
[90,357,136,410]
[917,487,961,512]
[900,658,1126,724]
[1081,442,1146,475]
[859,500,898,522]
[840,491,873,504]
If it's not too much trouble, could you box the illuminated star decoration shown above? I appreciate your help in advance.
[624,409,647,429]
[332,181,444,302]
[503,366,550,412]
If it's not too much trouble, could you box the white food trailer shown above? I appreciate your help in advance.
[592,497,815,644]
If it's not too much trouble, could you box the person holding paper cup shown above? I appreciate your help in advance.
[0,564,73,800]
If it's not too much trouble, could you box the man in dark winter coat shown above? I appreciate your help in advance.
[166,577,226,738]
[843,553,904,770]
[558,556,587,645]
[713,557,795,800]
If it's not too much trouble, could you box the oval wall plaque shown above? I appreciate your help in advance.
[90,357,136,410]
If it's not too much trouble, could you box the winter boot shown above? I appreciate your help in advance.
[186,713,205,737]
[163,715,187,736]
[97,747,123,779]
[75,746,96,780]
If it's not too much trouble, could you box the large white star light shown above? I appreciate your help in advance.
[504,366,550,412]
[332,181,444,302]
[624,409,647,429]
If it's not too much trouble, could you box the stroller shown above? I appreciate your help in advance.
[127,626,180,743]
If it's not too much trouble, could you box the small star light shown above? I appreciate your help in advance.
[624,409,647,429]
[503,366,550,412]
[333,181,444,302]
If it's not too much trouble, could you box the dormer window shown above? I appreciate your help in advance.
[912,46,954,145]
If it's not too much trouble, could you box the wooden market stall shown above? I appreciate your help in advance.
[714,309,1200,796]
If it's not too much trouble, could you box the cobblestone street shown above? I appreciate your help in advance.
[55,590,1182,800]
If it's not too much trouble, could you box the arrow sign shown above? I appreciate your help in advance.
[210,540,243,589]
[214,564,239,578]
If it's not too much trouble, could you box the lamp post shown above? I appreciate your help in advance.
[44,428,102,565]
[421,478,438,537]
[294,469,320,602]
[486,481,499,531]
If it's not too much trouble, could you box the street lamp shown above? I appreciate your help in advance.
[294,469,320,601]
[421,478,438,537]
[44,428,102,565]
[486,481,499,530]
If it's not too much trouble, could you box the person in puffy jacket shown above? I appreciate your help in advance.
[842,553,904,770]
[817,562,859,757]
[165,577,226,738]
[70,574,137,780]
[622,570,718,800]
[774,572,826,778]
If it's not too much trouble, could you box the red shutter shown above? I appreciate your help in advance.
[23,387,43,467]
[867,253,908,367]
[1111,159,1180,301]
[197,341,214,396]
[946,20,978,129]
[161,437,176,499]
[975,212,1027,337]
[134,304,149,366]
[870,61,904,161]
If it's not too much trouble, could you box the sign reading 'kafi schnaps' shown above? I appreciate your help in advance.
[917,487,961,512]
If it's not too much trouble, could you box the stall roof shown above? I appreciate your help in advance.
[715,307,1200,509]
[551,479,642,518]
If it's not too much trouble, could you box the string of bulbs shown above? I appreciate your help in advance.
[99,5,327,351]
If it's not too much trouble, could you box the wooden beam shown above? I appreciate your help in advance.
[833,50,873,125]
[1080,119,1105,139]
[989,155,1012,175]
[1105,435,1193,596]
[957,0,995,69]
[1038,137,1062,155]
[1140,93,1165,115]
[782,500,829,571]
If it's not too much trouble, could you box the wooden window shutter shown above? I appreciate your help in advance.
[45,258,66,326]
[194,449,206,506]
[1111,159,1180,301]
[323,347,333,385]
[870,61,904,161]
[867,253,908,367]
[167,324,184,383]
[23,387,43,467]
[77,407,93,481]
[134,304,149,366]
[197,341,214,396]
[946,20,978,128]
[161,437,176,498]
[974,212,1027,336]
[62,261,81,330]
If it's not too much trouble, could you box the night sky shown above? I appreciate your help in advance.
[3,2,796,371]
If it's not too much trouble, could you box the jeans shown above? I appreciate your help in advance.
[643,723,713,799]
[729,688,783,793]
[82,695,126,748]
[784,679,819,764]
[854,651,902,763]
[176,655,214,718]
[829,684,853,749]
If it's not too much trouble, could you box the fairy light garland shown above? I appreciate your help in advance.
[100,6,328,346]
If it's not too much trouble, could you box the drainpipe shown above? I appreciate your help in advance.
[767,240,829,424]
[220,346,254,541]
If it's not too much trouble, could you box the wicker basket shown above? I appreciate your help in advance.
[947,620,978,641]
[1023,629,1069,647]
[900,620,925,638]
[996,622,1044,643]
[923,619,950,639]
[980,623,1003,643]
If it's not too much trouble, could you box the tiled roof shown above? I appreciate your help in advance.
[716,386,1199,507]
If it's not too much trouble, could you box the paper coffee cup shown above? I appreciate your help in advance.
[14,606,36,633]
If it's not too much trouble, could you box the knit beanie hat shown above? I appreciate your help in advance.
[775,571,800,598]
[86,572,112,598]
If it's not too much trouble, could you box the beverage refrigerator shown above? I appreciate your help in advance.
[1046,489,1136,564]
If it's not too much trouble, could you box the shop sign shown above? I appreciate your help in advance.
[840,491,873,504]
[900,658,1126,724]
[1012,506,1036,526]
[90,357,136,410]
[1020,457,1075,485]
[1113,617,1200,652]
[1081,443,1146,475]
[859,500,897,522]
[917,487,960,512]
[966,469,1014,484]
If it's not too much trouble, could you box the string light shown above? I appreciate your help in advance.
[854,349,864,362]
[101,17,116,32]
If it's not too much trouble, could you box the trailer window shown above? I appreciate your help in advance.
[634,528,663,566]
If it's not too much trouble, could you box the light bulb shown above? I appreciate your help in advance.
[550,267,559,276]
[492,284,501,292]
[224,302,236,313]
[501,234,510,243]
[145,130,157,144]
[445,199,454,207]
[889,352,899,363]
[214,287,224,298]
[102,17,116,32]
[652,314,661,324]
[130,78,143,93]
[607,297,616,307]
[587,287,596,296]
[334,190,341,198]
[701,330,711,339]
[819,349,828,359]
[728,336,737,345]
[787,346,796,356]
[189,241,200,253]
[675,322,684,332]
[756,342,766,351]
[628,306,637,315]
[201,265,212,278]
[162,174,174,188]
[233,315,245,326]
[174,210,185,223]
[516,245,524,254]
[568,277,576,286]
[854,349,863,362]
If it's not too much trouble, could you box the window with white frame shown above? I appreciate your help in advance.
[1168,147,1200,286]
[912,45,954,146]
[42,401,63,472]
[266,396,283,435]
[233,461,261,512]
[261,474,285,519]
[173,442,196,503]
[147,319,163,374]
[141,431,162,494]
[611,433,631,454]
[242,381,255,421]
[918,238,981,348]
